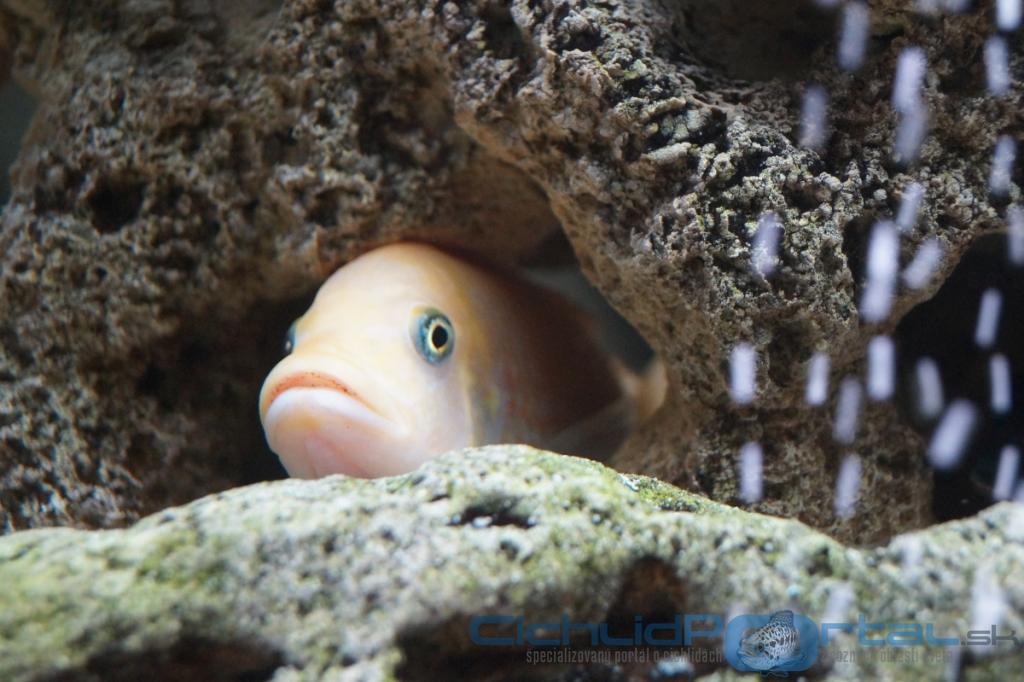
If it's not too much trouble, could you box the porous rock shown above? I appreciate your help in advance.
[0,2,1015,539]
[1,446,1022,681]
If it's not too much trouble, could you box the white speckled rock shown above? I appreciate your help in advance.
[1,446,1021,680]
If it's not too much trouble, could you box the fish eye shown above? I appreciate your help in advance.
[283,321,297,355]
[412,309,454,365]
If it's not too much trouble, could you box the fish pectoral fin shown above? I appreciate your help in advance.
[543,396,634,461]
[611,356,667,425]
[545,355,667,460]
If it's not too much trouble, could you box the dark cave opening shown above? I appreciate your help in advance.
[523,231,656,375]
[895,233,1024,522]
[217,294,311,489]
[64,636,284,682]
[0,80,36,206]
[128,292,312,513]
[131,155,657,510]
[394,558,698,682]
[667,0,837,83]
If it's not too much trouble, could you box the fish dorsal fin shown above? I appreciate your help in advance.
[543,395,634,462]
[769,610,794,626]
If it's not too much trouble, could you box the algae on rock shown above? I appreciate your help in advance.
[1,447,1021,680]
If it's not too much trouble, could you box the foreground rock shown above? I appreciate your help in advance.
[1,446,1021,681]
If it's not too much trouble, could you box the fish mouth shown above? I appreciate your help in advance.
[737,640,767,666]
[259,371,375,418]
[261,373,410,478]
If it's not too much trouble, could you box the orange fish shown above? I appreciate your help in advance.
[258,242,663,478]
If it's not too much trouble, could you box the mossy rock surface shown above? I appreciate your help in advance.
[2,446,1021,680]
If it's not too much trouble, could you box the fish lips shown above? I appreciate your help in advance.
[259,370,371,418]
[262,381,411,479]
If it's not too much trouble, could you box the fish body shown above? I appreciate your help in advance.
[259,242,656,478]
[737,610,802,676]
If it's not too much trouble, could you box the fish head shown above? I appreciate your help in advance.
[259,244,481,478]
[737,628,776,671]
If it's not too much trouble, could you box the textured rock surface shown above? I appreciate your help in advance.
[1,447,1022,681]
[0,1,1018,542]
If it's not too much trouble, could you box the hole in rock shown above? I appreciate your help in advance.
[840,213,878,294]
[120,154,656,518]
[53,636,283,682]
[453,496,532,529]
[395,615,541,682]
[895,234,1024,521]
[481,2,530,61]
[667,0,836,82]
[87,174,146,234]
[396,558,693,681]
[600,557,718,678]
[124,294,310,516]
